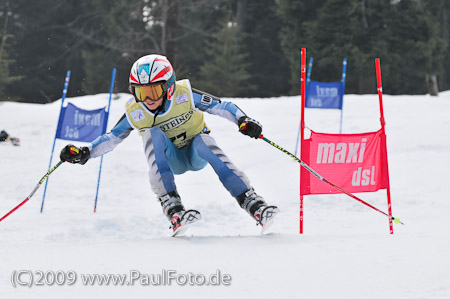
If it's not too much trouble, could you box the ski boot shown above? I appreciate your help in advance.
[158,190,201,237]
[236,188,279,233]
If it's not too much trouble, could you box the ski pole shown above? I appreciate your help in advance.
[259,134,404,225]
[0,161,64,222]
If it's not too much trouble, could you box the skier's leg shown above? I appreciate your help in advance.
[192,134,251,197]
[143,127,180,196]
[235,187,269,223]
[142,128,188,222]
[191,134,271,221]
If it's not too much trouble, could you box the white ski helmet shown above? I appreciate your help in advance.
[129,54,176,101]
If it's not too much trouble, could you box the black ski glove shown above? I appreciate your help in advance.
[238,116,262,139]
[60,144,90,165]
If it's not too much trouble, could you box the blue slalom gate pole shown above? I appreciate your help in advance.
[41,70,71,213]
[93,68,116,213]
[339,58,347,134]
[295,58,314,157]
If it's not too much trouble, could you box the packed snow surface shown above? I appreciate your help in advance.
[1,92,449,298]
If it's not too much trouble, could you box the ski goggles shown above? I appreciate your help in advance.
[133,83,166,102]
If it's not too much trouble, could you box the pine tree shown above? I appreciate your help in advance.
[235,0,291,97]
[382,0,446,94]
[197,17,254,97]
[0,10,21,101]
[276,0,327,94]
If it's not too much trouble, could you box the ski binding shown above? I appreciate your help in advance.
[171,209,201,237]
[259,206,279,234]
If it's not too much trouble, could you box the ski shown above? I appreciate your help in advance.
[171,209,201,237]
[259,206,279,234]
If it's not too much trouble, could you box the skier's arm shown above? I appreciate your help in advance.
[60,114,134,164]
[192,88,262,138]
[87,114,134,158]
[192,88,246,125]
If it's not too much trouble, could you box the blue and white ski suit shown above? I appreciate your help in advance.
[88,79,251,198]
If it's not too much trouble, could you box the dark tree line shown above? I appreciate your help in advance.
[0,0,448,103]
[277,0,447,95]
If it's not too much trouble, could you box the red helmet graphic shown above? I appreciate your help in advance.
[129,54,176,100]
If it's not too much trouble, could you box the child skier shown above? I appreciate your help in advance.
[60,54,278,235]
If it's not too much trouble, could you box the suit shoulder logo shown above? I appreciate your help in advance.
[200,95,213,106]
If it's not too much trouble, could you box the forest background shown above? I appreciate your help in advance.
[0,0,448,103]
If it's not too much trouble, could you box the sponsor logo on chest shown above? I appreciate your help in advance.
[157,109,194,131]
[130,109,146,122]
[176,93,189,105]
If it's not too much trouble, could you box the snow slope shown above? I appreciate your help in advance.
[1,92,449,298]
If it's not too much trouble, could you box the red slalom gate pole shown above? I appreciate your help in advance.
[375,58,394,234]
[0,161,64,222]
[300,48,307,234]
